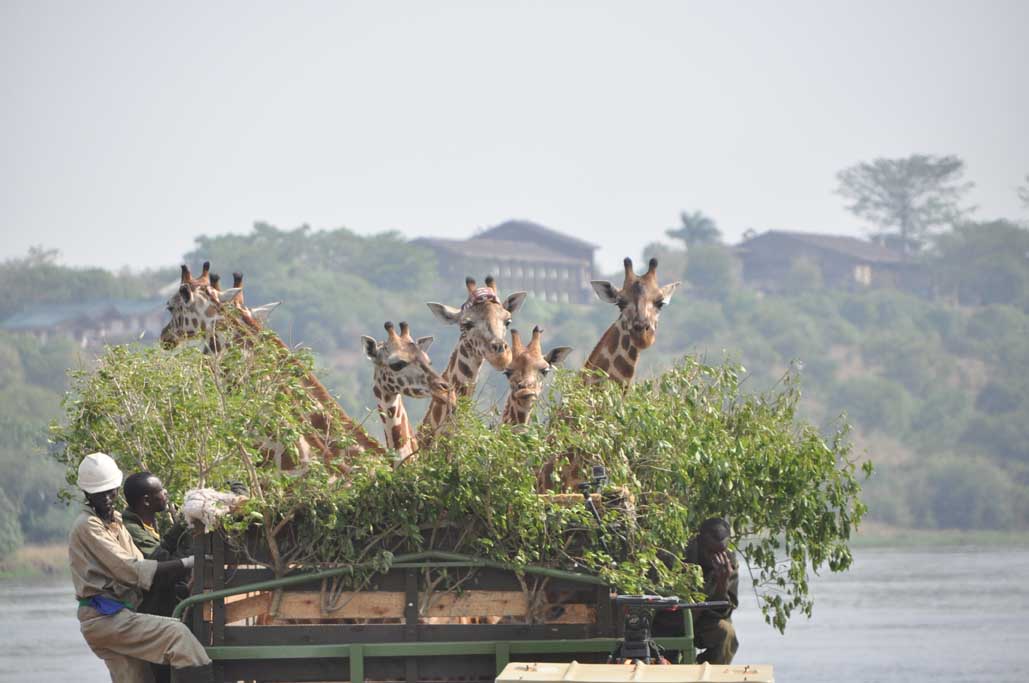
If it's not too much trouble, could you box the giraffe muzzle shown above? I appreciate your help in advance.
[431,379,456,404]
[631,323,656,349]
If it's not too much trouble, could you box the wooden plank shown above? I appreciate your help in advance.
[204,591,403,621]
[539,492,601,508]
[204,592,272,624]
[203,590,596,623]
[220,623,598,645]
[424,590,528,618]
[545,604,595,624]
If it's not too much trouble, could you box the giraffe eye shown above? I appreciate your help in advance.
[460,320,475,331]
[541,367,550,376]
[655,300,666,309]
[616,300,627,310]
[389,360,408,371]
[503,369,513,378]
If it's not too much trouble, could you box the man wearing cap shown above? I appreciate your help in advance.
[69,452,213,683]
[683,517,740,664]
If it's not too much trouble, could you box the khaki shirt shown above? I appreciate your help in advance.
[68,509,158,609]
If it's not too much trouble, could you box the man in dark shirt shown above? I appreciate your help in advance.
[122,472,193,683]
[683,517,739,664]
[122,472,191,615]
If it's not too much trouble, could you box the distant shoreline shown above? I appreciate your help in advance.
[5,528,1029,580]
[0,543,68,580]
[852,524,1029,549]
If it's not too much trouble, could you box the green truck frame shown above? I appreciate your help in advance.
[175,531,695,682]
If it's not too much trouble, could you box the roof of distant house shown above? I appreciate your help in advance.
[739,230,909,265]
[413,237,588,266]
[475,220,599,251]
[0,299,165,331]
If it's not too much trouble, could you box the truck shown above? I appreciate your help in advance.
[173,526,773,683]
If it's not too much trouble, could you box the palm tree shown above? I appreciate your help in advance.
[666,210,721,247]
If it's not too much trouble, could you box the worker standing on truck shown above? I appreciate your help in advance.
[69,452,213,683]
[684,517,740,664]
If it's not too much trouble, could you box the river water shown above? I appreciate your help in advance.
[1,547,1027,682]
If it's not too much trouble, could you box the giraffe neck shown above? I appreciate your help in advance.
[583,319,641,386]
[376,390,417,461]
[419,336,484,434]
[501,395,533,426]
[209,310,387,464]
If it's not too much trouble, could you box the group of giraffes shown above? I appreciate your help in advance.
[158,257,680,487]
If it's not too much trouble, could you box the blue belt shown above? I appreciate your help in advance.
[78,595,133,615]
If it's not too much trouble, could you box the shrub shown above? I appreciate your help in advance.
[783,257,823,292]
[827,376,912,436]
[0,488,24,560]
[50,340,868,632]
[975,382,1022,415]
[684,244,738,299]
[918,456,1025,529]
[678,300,728,345]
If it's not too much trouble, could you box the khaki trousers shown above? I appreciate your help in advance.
[78,606,211,683]
[694,614,738,665]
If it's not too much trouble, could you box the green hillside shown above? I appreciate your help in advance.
[1,218,1028,560]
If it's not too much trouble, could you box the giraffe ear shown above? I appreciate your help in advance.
[216,287,242,304]
[250,301,280,323]
[361,336,380,360]
[426,302,462,325]
[503,291,528,314]
[416,336,435,353]
[659,281,682,304]
[544,346,573,366]
[591,281,620,304]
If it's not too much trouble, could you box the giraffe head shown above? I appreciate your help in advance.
[159,262,241,349]
[426,276,527,370]
[362,322,453,403]
[159,264,278,349]
[591,257,681,350]
[503,327,572,421]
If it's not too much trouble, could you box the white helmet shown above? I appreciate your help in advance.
[77,452,123,494]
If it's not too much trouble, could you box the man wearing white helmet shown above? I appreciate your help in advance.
[69,452,213,683]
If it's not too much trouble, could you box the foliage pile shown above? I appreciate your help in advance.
[50,338,867,631]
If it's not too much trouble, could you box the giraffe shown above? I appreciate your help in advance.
[210,271,280,325]
[160,262,387,470]
[537,257,680,490]
[361,321,453,463]
[500,327,572,426]
[583,257,681,385]
[420,276,527,441]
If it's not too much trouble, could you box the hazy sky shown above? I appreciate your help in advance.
[3,0,1027,274]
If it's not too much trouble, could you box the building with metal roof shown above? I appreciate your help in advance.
[0,298,166,347]
[414,220,598,304]
[736,230,928,294]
